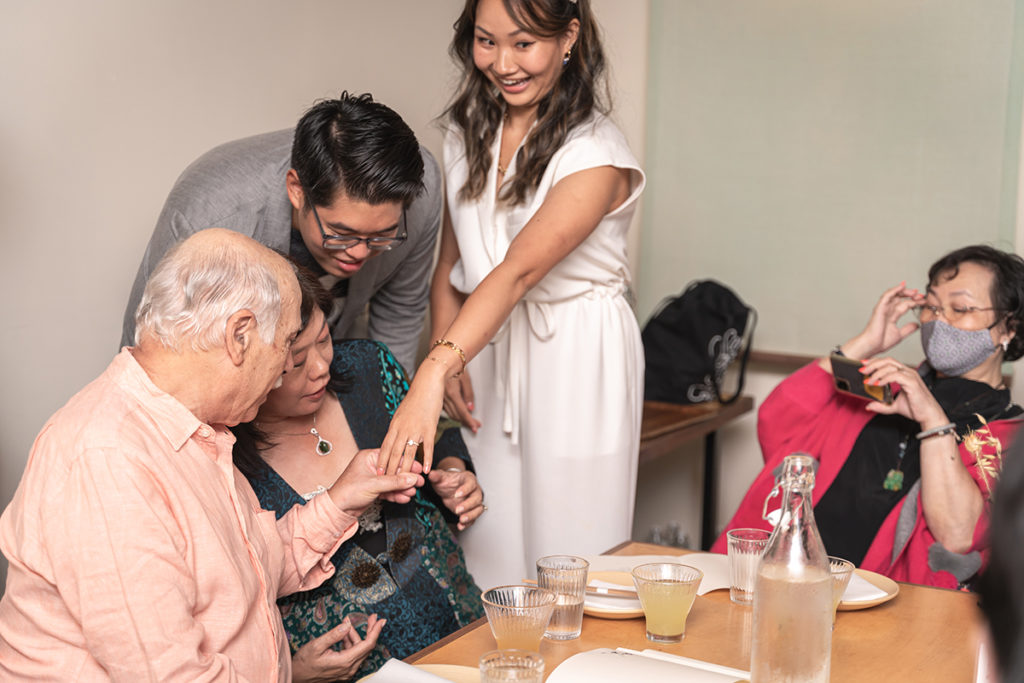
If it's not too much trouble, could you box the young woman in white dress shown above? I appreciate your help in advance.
[380,0,646,587]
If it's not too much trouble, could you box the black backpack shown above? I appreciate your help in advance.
[642,280,757,405]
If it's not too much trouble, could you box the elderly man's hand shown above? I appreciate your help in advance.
[427,466,485,530]
[328,449,424,518]
[291,615,384,683]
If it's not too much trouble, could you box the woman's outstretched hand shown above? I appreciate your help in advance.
[840,282,925,360]
[379,363,448,475]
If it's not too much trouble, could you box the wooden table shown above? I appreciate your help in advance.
[409,542,983,682]
[640,398,755,549]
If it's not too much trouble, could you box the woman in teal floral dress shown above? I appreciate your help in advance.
[233,268,484,682]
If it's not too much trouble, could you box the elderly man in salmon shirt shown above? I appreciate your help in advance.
[0,229,423,681]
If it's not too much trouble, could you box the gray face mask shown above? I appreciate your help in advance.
[920,319,998,376]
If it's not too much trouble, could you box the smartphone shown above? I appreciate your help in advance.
[830,353,894,404]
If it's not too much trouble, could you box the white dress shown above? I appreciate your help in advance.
[444,113,646,589]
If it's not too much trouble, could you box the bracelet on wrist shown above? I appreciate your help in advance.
[432,338,467,378]
[916,422,957,441]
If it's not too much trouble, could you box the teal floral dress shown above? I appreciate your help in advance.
[245,340,483,681]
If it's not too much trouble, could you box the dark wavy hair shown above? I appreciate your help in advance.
[927,244,1024,362]
[231,262,351,479]
[291,92,424,209]
[445,0,608,206]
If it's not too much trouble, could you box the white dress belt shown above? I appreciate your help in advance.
[490,280,628,444]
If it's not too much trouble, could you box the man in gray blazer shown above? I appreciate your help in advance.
[121,92,440,372]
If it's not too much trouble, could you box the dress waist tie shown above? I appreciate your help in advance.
[491,280,628,445]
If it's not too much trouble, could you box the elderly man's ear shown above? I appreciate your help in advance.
[225,310,258,366]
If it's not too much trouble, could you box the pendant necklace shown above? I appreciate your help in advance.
[310,414,333,456]
[497,109,514,176]
[882,433,910,492]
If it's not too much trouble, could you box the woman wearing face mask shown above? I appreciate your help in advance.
[713,245,1024,589]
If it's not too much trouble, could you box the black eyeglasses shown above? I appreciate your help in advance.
[307,195,407,252]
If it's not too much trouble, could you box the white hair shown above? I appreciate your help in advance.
[134,240,282,352]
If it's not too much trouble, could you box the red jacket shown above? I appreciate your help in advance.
[711,362,1022,588]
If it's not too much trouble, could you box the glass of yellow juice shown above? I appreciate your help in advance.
[631,563,703,643]
[481,585,556,652]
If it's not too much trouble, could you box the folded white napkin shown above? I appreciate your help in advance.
[366,659,455,682]
[585,553,731,595]
[841,572,888,602]
[585,578,642,611]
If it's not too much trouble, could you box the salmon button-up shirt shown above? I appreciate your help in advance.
[0,349,357,681]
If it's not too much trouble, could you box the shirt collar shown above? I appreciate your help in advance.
[112,348,219,452]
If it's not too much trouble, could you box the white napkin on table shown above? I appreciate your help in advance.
[585,553,731,595]
[366,659,454,682]
[841,572,888,602]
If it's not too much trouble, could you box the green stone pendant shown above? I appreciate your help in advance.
[310,426,333,456]
[883,468,904,492]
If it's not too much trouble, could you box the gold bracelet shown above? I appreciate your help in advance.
[432,338,467,378]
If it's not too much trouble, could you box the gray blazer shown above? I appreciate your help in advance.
[121,129,441,372]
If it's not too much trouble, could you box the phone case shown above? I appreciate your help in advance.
[830,353,893,403]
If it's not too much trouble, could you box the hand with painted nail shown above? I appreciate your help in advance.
[328,449,425,517]
[428,467,485,530]
[859,356,948,427]
[442,371,482,433]
[843,281,926,360]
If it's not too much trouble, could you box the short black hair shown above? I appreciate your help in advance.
[291,92,424,208]
[928,244,1024,361]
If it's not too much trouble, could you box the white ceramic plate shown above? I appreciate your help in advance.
[582,570,644,620]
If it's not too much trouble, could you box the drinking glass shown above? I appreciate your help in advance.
[630,563,703,643]
[727,528,771,605]
[536,555,589,640]
[828,556,855,627]
[481,585,556,651]
[479,650,545,683]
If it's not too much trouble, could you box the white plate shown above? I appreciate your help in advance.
[583,570,643,619]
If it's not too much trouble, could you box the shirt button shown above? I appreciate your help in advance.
[198,426,212,438]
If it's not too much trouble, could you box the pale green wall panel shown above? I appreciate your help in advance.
[639,0,1021,357]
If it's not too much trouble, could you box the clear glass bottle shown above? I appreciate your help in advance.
[750,453,832,683]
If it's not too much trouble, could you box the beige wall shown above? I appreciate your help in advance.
[0,1,649,590]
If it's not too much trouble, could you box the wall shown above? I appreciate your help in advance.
[639,0,1022,356]
[0,0,649,591]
